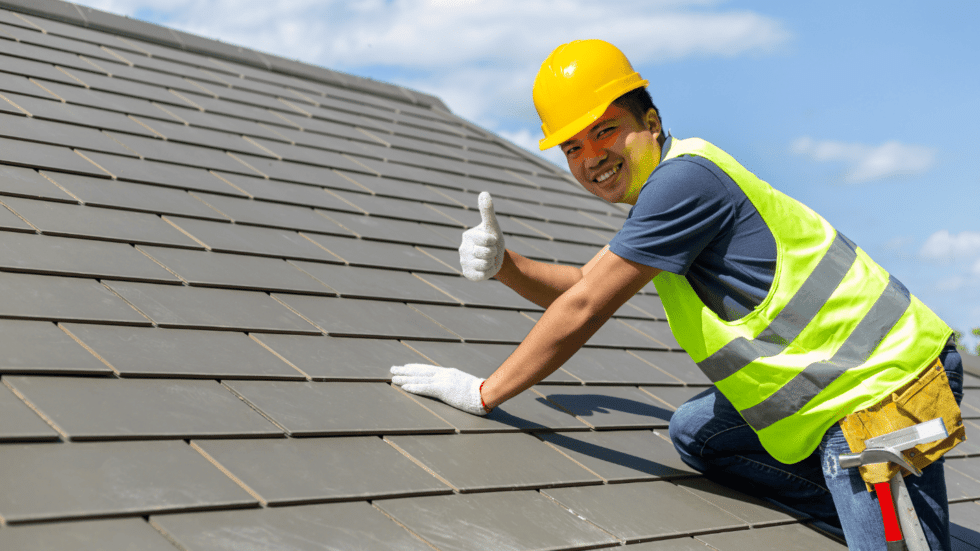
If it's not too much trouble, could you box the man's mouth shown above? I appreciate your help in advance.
[594,163,621,183]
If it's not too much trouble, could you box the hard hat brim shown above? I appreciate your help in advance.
[537,77,649,151]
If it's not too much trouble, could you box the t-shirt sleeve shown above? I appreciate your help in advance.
[608,157,736,275]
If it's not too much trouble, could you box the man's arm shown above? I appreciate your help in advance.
[481,248,661,408]
[494,245,611,309]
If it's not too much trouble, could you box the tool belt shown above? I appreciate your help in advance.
[839,356,966,490]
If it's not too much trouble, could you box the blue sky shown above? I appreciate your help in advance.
[74,0,980,351]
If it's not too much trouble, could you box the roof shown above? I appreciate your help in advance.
[0,2,978,549]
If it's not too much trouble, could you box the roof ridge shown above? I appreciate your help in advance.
[0,0,449,111]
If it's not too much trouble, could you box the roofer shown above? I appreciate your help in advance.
[392,39,965,550]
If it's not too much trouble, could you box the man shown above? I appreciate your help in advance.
[391,39,963,550]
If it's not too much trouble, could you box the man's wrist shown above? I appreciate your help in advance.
[479,379,492,413]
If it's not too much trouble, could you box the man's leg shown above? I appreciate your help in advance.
[819,344,963,551]
[668,386,839,524]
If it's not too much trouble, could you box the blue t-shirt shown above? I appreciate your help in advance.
[608,137,777,321]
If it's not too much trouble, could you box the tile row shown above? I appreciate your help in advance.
[0,373,716,441]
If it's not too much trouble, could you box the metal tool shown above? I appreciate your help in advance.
[838,418,948,551]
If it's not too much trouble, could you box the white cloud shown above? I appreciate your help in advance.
[791,137,937,183]
[72,0,790,160]
[919,230,980,263]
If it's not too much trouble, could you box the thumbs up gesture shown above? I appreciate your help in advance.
[459,192,506,281]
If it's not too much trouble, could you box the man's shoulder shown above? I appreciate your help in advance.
[635,153,737,212]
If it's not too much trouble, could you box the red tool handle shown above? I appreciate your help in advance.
[875,481,904,543]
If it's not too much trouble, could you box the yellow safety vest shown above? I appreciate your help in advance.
[652,138,952,464]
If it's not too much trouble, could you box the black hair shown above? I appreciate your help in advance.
[611,87,660,128]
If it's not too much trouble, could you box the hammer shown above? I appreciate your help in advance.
[839,418,948,551]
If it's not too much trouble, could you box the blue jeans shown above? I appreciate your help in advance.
[668,344,963,551]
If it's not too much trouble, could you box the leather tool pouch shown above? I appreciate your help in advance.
[839,358,966,490]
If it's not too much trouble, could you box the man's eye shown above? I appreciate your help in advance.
[597,127,615,138]
[564,146,579,156]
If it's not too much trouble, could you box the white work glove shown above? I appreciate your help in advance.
[459,191,505,281]
[390,364,487,416]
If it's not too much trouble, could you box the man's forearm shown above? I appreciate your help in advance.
[493,250,585,308]
[480,281,613,408]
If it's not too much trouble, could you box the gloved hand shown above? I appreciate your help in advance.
[459,191,505,281]
[390,364,488,416]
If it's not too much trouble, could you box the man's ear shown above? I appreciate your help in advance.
[644,108,661,134]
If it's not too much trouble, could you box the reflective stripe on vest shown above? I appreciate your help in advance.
[650,137,951,463]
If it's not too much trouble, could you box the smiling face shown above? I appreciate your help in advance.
[560,104,663,205]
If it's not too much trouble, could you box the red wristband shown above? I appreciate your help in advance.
[479,380,491,413]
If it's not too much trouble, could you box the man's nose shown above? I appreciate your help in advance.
[582,141,606,166]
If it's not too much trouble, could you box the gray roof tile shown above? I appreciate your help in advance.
[42,171,230,220]
[213,171,362,205]
[640,387,713,411]
[946,464,980,501]
[225,380,454,436]
[542,481,746,542]
[0,319,112,375]
[628,350,711,386]
[536,430,699,483]
[0,135,108,176]
[695,523,848,550]
[415,272,543,310]
[0,271,150,325]
[106,131,265,173]
[0,71,58,100]
[0,439,257,523]
[194,436,451,505]
[376,490,620,551]
[403,340,580,384]
[6,376,283,440]
[299,231,453,273]
[523,311,666,349]
[331,189,466,226]
[0,232,181,283]
[673,477,804,526]
[0,382,60,442]
[79,151,247,194]
[289,260,457,304]
[388,432,601,492]
[105,280,321,334]
[622,318,683,350]
[2,195,206,248]
[404,388,592,433]
[191,191,359,234]
[623,293,668,319]
[164,216,344,261]
[949,501,980,549]
[0,203,33,231]
[410,303,537,343]
[251,333,428,381]
[0,517,178,551]
[560,348,683,385]
[318,210,458,248]
[152,501,435,551]
[26,79,182,121]
[61,67,191,106]
[0,90,157,137]
[536,385,675,430]
[0,32,91,70]
[138,245,335,295]
[62,324,306,380]
[274,294,457,340]
[1,165,83,204]
[0,52,81,85]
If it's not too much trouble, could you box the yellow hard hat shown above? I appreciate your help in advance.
[533,40,649,151]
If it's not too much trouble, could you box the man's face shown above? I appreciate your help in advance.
[560,104,662,205]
